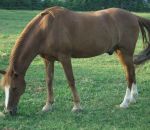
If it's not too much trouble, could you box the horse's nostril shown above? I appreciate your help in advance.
[9,110,13,116]
[9,110,17,116]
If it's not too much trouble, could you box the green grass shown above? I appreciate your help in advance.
[0,9,150,130]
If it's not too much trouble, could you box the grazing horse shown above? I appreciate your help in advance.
[0,6,150,115]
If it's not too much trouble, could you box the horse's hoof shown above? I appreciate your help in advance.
[119,103,129,108]
[42,104,52,112]
[72,107,82,113]
[72,105,82,112]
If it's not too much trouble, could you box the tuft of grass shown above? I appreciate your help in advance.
[0,9,150,130]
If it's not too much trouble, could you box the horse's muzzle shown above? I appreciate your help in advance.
[4,106,18,116]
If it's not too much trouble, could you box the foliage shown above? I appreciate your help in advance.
[0,0,150,11]
[0,9,150,129]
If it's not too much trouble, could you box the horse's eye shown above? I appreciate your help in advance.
[14,73,18,78]
[12,71,18,78]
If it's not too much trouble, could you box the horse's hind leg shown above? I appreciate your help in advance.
[42,59,54,112]
[59,55,82,112]
[116,50,138,108]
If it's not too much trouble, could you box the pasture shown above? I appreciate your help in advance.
[0,9,150,130]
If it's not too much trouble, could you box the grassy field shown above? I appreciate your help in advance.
[0,9,150,130]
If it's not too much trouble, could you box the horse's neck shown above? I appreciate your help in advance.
[8,12,48,75]
[8,14,45,75]
[9,37,39,75]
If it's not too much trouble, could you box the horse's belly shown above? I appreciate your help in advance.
[71,45,106,58]
[71,53,104,58]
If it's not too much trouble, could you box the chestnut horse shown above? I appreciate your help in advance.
[0,6,150,115]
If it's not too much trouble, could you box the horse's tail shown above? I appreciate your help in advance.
[133,16,150,65]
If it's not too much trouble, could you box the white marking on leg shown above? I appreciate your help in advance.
[130,83,138,103]
[72,103,82,112]
[5,86,10,109]
[42,102,52,112]
[120,88,131,108]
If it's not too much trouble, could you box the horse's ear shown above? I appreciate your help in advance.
[0,70,6,75]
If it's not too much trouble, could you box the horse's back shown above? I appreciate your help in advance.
[54,8,120,57]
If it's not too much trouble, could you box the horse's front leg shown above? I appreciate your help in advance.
[42,59,54,112]
[59,55,82,112]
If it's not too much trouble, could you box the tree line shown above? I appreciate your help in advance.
[0,0,150,11]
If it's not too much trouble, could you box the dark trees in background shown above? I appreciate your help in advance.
[0,0,149,11]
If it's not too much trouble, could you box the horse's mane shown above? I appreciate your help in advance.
[8,10,53,74]
[10,7,58,71]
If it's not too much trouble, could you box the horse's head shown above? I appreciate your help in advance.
[0,70,26,116]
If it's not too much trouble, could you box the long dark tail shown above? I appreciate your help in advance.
[133,16,150,65]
